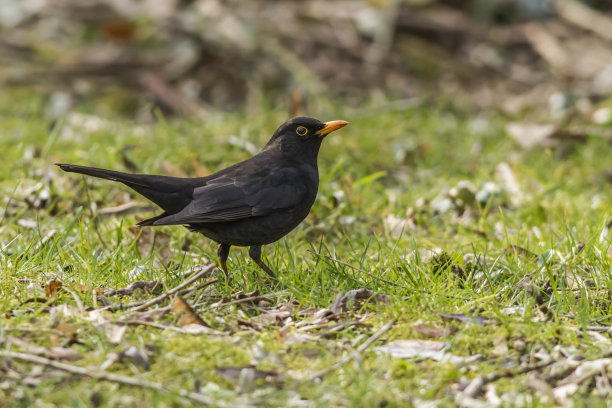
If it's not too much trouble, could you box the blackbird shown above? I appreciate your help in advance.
[57,117,348,281]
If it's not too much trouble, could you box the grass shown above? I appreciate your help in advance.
[1,91,611,407]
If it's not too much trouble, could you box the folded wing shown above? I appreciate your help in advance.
[151,169,309,225]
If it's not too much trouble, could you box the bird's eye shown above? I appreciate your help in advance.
[296,126,308,136]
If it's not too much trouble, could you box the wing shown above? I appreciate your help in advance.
[151,169,311,225]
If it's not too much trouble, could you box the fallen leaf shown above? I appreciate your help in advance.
[250,310,291,327]
[343,288,390,310]
[413,323,456,338]
[45,278,63,298]
[330,292,343,315]
[172,295,208,327]
[106,324,127,344]
[375,339,478,364]
[506,122,587,151]
[17,218,37,229]
[119,345,150,370]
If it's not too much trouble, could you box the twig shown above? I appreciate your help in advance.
[309,319,396,381]
[556,0,612,43]
[106,280,162,297]
[179,279,219,298]
[0,351,214,405]
[129,264,216,312]
[460,359,555,398]
[117,320,224,335]
[310,251,408,290]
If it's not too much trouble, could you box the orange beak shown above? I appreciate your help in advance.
[315,120,349,137]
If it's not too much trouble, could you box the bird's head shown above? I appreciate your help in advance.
[264,116,348,158]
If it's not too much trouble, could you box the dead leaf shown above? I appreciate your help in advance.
[119,345,150,370]
[343,288,390,310]
[45,278,63,298]
[375,339,479,364]
[413,323,456,338]
[506,122,587,151]
[250,310,291,327]
[330,292,343,315]
[106,324,127,344]
[172,295,208,327]
[17,218,37,229]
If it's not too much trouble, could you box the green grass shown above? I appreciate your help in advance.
[1,91,611,407]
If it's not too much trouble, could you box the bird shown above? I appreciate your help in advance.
[57,116,348,282]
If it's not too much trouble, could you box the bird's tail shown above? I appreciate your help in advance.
[56,163,196,215]
[56,164,149,186]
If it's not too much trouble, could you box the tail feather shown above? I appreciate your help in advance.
[136,212,169,226]
[56,163,198,214]
[56,164,151,187]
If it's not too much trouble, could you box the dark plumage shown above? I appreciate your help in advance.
[57,116,348,281]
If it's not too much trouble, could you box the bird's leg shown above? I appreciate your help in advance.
[248,245,277,282]
[217,244,231,281]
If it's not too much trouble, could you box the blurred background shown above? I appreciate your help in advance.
[2,0,612,123]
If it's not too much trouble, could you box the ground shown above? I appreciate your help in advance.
[1,91,611,407]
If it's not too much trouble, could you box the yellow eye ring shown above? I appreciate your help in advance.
[296,126,308,136]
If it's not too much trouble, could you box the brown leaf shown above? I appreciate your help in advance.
[73,284,105,294]
[172,295,208,327]
[413,323,456,338]
[342,288,390,310]
[250,310,291,327]
[45,278,63,298]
